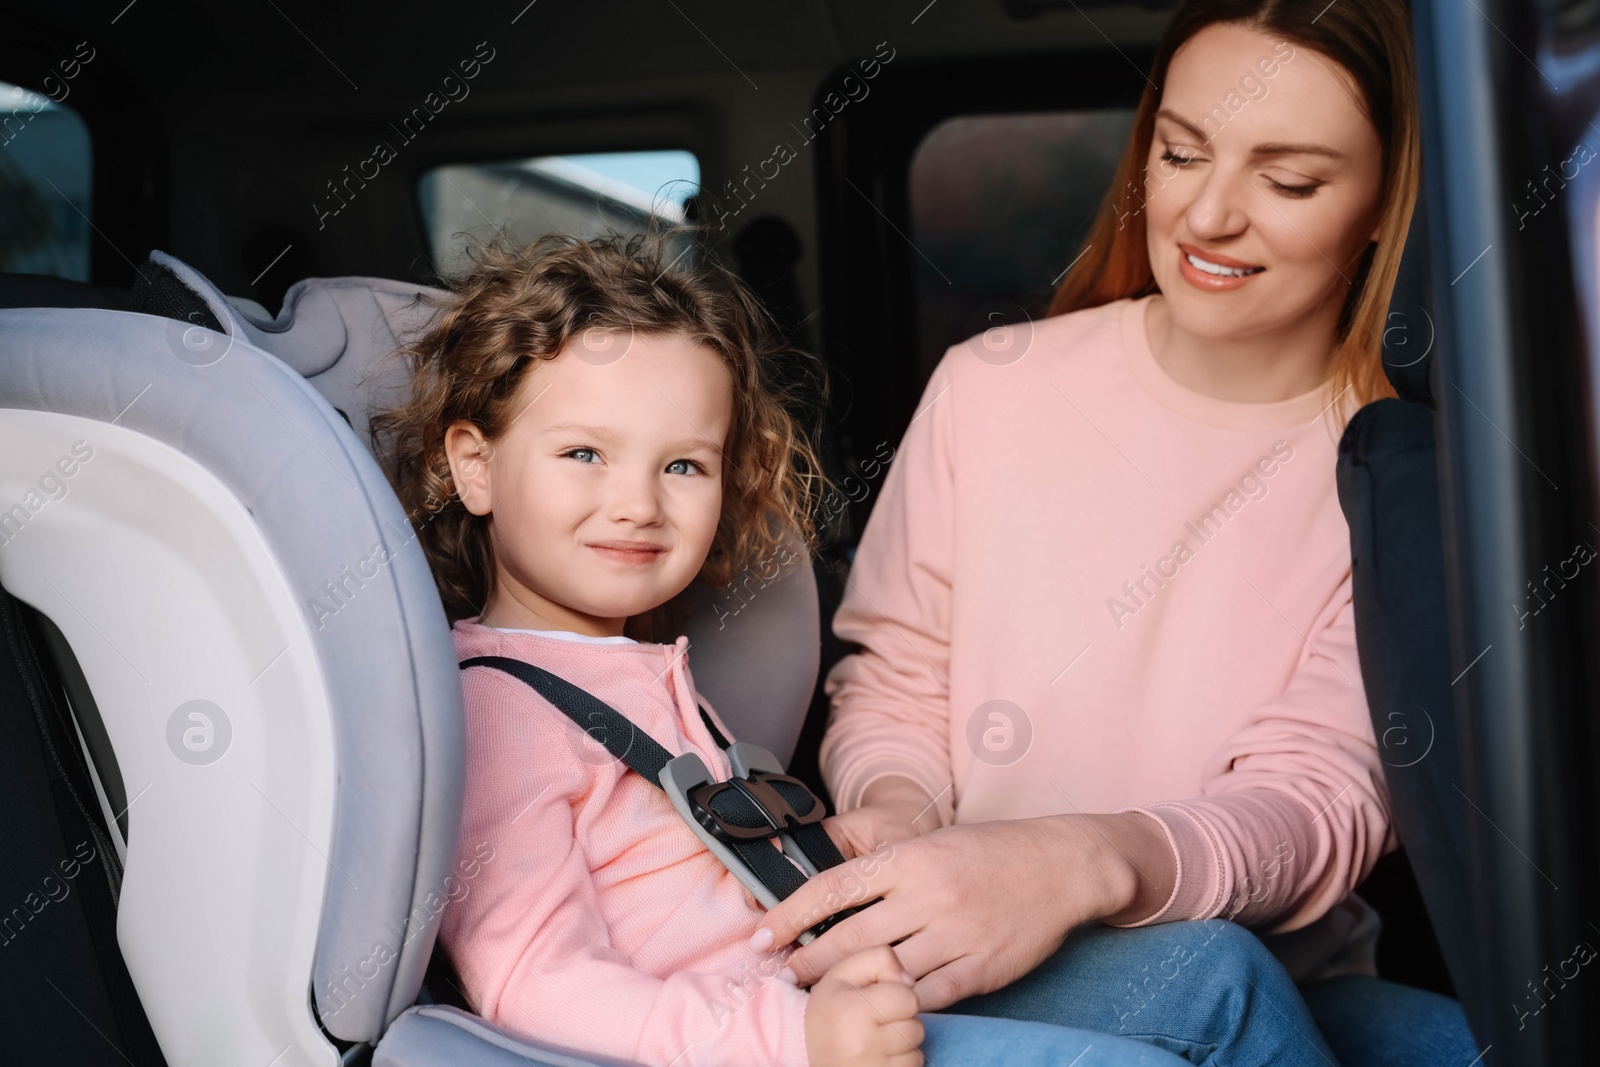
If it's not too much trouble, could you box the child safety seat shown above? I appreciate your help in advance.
[0,252,821,1067]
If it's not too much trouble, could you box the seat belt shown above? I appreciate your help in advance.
[459,655,868,943]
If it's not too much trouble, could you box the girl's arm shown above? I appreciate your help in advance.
[448,673,810,1067]
[468,870,810,1067]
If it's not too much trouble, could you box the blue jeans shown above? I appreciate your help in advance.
[1301,974,1480,1066]
[922,1013,1189,1065]
[947,918,1339,1066]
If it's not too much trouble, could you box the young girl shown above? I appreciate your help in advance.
[370,232,1312,1067]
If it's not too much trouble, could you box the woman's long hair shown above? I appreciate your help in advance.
[1049,0,1420,420]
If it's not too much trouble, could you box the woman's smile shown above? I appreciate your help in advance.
[1177,242,1266,291]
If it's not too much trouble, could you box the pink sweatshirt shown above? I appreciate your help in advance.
[440,622,810,1067]
[820,295,1393,970]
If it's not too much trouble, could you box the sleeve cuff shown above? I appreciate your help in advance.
[1107,804,1227,927]
[830,759,953,826]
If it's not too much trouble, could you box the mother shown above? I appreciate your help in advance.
[755,0,1476,1063]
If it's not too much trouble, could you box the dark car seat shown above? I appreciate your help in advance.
[1335,195,1479,1020]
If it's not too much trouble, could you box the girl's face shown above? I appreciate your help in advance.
[446,331,733,637]
[1143,22,1385,345]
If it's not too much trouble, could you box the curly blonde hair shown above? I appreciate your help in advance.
[369,230,832,641]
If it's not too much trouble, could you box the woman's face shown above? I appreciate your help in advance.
[1143,22,1385,345]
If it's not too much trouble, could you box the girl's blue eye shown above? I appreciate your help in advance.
[562,448,600,464]
[666,459,709,476]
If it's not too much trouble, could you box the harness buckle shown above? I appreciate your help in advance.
[660,742,869,945]
[686,770,826,844]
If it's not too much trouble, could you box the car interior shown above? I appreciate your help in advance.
[1,0,1597,1064]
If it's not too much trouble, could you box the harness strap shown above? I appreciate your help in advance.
[697,705,731,749]
[460,655,843,901]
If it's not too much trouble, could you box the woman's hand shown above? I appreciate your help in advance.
[753,812,1176,1011]
[821,777,943,860]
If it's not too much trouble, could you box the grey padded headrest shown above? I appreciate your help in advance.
[151,252,449,448]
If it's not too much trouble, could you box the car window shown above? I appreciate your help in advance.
[0,78,93,281]
[909,110,1134,382]
[419,149,700,279]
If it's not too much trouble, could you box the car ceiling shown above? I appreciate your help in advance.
[5,1,1173,106]
[0,0,1176,302]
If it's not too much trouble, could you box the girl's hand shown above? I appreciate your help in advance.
[805,946,923,1067]
[757,813,1176,1011]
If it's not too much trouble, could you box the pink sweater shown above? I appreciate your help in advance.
[820,295,1393,965]
[440,622,810,1067]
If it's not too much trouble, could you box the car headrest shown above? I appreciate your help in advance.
[1380,193,1436,408]
[0,272,138,313]
[0,258,218,329]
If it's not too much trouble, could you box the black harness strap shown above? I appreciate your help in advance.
[697,705,731,749]
[460,655,844,901]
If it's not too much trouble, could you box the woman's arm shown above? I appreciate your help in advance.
[1118,581,1391,931]
[816,360,960,829]
[761,806,1176,1009]
[785,342,1384,1005]
[762,578,1383,1008]
[829,777,1172,925]
[818,776,942,860]
[775,351,1180,1006]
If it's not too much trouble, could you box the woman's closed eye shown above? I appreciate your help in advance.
[1161,148,1322,199]
[1261,174,1322,198]
[1164,141,1324,198]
